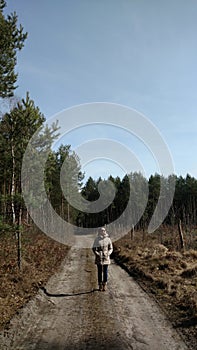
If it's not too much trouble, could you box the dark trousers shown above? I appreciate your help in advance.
[97,264,108,284]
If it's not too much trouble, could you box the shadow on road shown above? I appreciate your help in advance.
[175,316,197,328]
[31,338,126,350]
[40,286,98,297]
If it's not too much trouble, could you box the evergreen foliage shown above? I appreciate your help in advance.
[0,0,27,97]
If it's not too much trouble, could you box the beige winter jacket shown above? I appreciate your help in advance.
[92,232,113,265]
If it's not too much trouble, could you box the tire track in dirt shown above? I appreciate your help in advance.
[0,247,188,349]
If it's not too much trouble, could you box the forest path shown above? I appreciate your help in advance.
[0,247,188,350]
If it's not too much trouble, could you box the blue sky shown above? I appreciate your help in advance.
[4,0,197,181]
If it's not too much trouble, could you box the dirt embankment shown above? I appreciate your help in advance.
[0,229,69,331]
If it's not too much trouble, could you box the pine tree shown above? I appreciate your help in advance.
[0,93,45,223]
[0,0,27,97]
[45,145,84,224]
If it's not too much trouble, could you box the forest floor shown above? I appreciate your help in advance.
[0,228,69,331]
[113,227,197,349]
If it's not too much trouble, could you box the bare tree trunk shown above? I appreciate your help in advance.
[2,179,7,221]
[67,202,70,223]
[26,210,29,224]
[17,208,22,270]
[178,219,185,251]
[107,208,110,224]
[11,142,16,225]
[142,227,146,241]
[61,195,64,218]
[130,225,135,240]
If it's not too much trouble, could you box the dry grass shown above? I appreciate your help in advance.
[0,228,69,330]
[113,227,197,348]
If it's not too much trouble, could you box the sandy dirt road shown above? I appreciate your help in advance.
[0,247,189,350]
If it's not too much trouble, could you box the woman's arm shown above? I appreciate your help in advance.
[108,239,113,256]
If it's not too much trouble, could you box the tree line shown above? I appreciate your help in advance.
[79,173,197,230]
[1,96,197,233]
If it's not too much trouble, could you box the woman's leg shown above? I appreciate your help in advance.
[103,265,108,283]
[97,264,102,286]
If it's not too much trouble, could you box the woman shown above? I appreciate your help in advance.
[92,227,113,291]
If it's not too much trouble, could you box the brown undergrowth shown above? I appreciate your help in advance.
[0,228,70,330]
[113,227,197,349]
